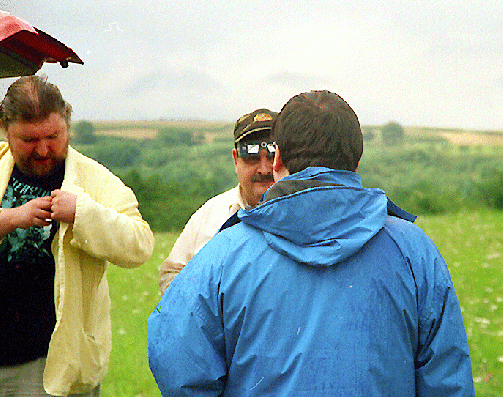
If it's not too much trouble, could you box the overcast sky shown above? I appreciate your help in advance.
[1,0,502,130]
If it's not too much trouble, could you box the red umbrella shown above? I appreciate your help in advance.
[0,11,83,78]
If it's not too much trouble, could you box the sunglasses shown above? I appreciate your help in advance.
[237,141,276,158]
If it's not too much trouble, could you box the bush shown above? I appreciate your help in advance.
[120,169,215,232]
[476,169,503,210]
[80,138,141,168]
[362,127,376,142]
[72,120,97,144]
[381,121,405,146]
[157,127,202,147]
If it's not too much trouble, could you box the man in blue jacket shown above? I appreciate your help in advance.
[148,90,474,396]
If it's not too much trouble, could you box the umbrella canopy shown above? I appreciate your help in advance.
[0,11,83,78]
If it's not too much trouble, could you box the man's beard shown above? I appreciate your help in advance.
[23,144,68,177]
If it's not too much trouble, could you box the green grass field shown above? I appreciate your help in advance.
[416,211,503,395]
[103,211,503,396]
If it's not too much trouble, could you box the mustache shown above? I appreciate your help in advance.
[251,175,274,183]
[31,154,53,161]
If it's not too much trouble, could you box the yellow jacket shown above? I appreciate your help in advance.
[0,143,155,396]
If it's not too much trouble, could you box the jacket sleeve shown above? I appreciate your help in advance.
[68,178,154,268]
[158,190,240,294]
[148,236,228,396]
[414,249,475,396]
[158,211,202,294]
[387,218,475,396]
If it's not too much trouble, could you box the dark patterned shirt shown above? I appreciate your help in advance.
[0,164,64,365]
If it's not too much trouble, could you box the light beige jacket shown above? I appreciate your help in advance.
[0,143,155,396]
[158,185,245,293]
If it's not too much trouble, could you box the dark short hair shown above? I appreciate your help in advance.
[272,90,363,173]
[0,75,72,130]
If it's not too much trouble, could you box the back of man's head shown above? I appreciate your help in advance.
[273,90,362,174]
[0,74,72,130]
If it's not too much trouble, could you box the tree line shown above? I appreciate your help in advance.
[72,121,503,232]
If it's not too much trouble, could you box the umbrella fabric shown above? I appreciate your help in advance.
[0,11,83,78]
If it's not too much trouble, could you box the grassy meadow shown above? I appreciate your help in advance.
[102,211,503,396]
[103,232,176,397]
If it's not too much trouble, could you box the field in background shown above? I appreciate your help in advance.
[417,211,503,396]
[3,118,500,393]
[68,120,503,231]
[102,211,503,396]
[103,232,176,397]
[91,119,233,142]
[406,126,503,146]
[90,121,503,146]
[87,120,502,395]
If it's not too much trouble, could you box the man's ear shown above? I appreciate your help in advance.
[273,144,290,181]
[273,144,283,173]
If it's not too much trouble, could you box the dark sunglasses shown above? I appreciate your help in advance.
[237,141,276,158]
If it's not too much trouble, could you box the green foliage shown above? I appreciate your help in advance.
[405,181,446,214]
[362,126,376,142]
[381,121,405,146]
[157,126,203,147]
[72,120,97,144]
[359,144,503,215]
[475,169,503,210]
[79,137,141,168]
[119,169,229,232]
[73,122,503,230]
[407,134,449,145]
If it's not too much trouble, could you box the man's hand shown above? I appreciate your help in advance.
[51,190,77,224]
[0,196,52,238]
[15,196,53,228]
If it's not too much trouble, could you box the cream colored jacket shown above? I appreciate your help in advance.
[0,143,155,396]
[158,185,245,293]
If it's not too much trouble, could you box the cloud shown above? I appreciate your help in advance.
[0,0,502,129]
[267,71,331,90]
[123,68,224,98]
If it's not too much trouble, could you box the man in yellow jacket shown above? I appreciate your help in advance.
[0,75,154,396]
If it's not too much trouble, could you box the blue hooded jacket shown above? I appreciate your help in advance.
[148,168,474,396]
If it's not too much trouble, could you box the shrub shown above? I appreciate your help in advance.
[381,121,405,146]
[362,127,376,142]
[81,138,141,168]
[475,169,503,210]
[157,127,202,147]
[72,120,97,144]
[120,169,218,232]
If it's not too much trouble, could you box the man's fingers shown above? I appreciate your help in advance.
[34,217,52,227]
[39,209,52,219]
[35,196,53,210]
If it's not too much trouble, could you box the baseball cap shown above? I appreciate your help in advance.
[233,108,277,143]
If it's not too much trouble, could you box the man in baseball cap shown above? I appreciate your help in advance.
[158,108,277,293]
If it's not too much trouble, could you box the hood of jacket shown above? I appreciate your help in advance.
[237,167,388,267]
